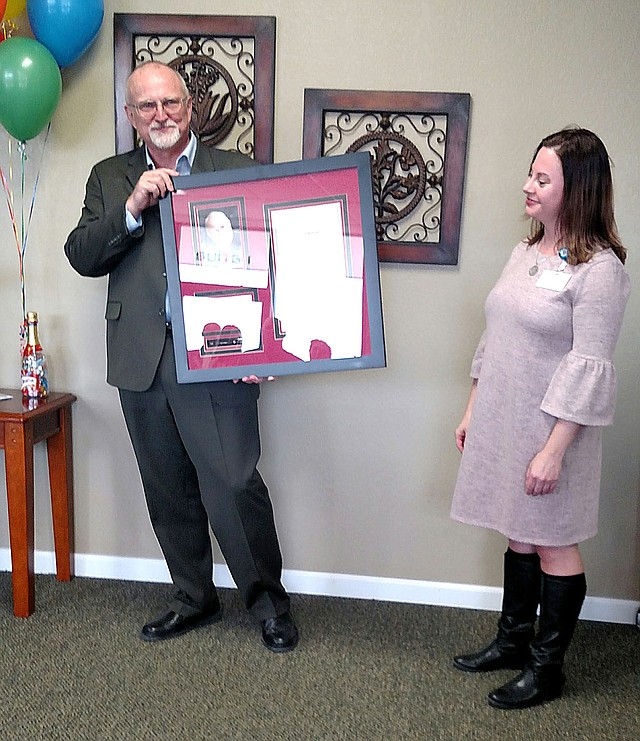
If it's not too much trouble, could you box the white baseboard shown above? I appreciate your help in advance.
[1,548,638,625]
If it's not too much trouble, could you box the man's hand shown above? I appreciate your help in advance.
[233,375,276,384]
[126,168,179,219]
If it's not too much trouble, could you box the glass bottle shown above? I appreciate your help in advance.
[21,311,49,399]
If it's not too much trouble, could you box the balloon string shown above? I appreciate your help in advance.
[0,166,19,243]
[22,123,51,271]
[0,124,51,321]
[0,160,24,317]
[20,142,27,318]
[0,19,16,41]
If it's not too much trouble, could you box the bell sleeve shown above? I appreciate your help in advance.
[540,256,630,426]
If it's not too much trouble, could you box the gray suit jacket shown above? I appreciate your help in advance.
[64,143,255,392]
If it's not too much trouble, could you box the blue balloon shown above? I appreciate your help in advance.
[27,0,104,69]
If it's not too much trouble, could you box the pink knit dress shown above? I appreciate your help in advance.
[450,242,630,546]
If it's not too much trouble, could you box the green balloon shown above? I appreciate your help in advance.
[0,37,62,142]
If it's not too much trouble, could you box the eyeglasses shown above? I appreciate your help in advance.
[128,97,188,119]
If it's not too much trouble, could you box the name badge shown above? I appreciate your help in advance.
[535,269,571,291]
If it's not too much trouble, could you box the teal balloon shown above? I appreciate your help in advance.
[0,37,62,141]
[28,0,104,69]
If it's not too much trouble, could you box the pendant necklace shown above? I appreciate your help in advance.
[528,250,549,276]
[529,246,569,276]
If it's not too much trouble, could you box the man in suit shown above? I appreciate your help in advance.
[64,61,298,652]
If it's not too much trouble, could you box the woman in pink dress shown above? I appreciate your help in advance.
[450,128,630,709]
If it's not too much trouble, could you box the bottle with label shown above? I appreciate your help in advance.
[21,311,49,399]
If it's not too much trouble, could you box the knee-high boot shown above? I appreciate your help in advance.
[488,571,587,709]
[454,549,541,672]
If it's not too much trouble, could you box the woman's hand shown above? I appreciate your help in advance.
[455,418,470,453]
[525,418,582,496]
[455,379,478,453]
[525,449,562,496]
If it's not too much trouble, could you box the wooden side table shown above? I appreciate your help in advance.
[0,388,76,617]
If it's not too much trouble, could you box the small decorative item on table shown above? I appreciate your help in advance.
[20,310,48,399]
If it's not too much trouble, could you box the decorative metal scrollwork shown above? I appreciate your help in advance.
[114,15,276,162]
[169,55,238,146]
[302,90,470,264]
[132,33,256,156]
[325,111,447,245]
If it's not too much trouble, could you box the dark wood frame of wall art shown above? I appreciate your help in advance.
[113,13,276,163]
[302,89,471,265]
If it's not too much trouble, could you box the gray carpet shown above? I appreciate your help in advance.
[0,573,637,740]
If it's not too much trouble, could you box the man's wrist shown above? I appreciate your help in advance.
[125,206,143,234]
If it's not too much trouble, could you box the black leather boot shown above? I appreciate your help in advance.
[488,572,587,709]
[454,549,541,672]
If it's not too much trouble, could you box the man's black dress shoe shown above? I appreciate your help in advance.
[261,612,299,653]
[140,599,223,642]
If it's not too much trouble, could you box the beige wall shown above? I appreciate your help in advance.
[1,0,638,600]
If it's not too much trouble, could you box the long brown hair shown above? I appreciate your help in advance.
[527,127,626,265]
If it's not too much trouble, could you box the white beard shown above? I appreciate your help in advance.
[149,123,181,150]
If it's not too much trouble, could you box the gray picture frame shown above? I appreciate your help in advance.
[159,153,386,382]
